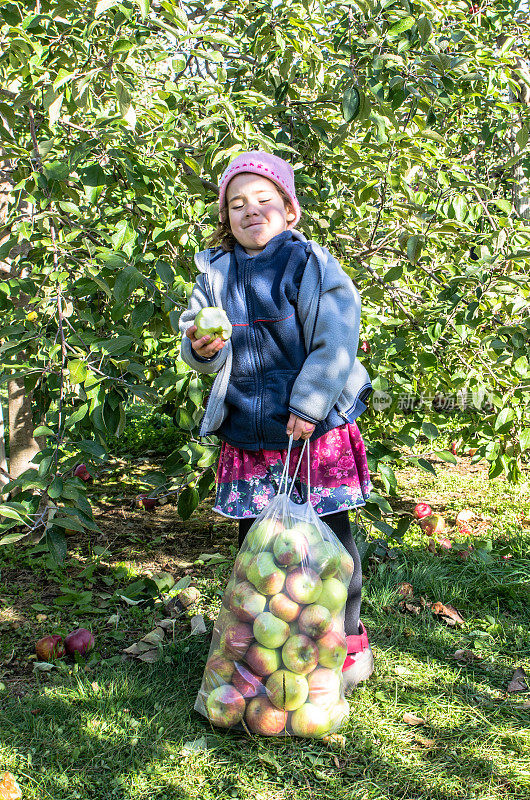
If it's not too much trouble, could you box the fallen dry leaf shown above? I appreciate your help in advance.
[141,628,165,645]
[322,733,346,749]
[414,735,435,748]
[190,614,207,635]
[0,772,22,800]
[507,667,528,693]
[123,642,153,656]
[453,649,483,662]
[397,582,414,598]
[403,712,426,726]
[137,649,160,663]
[399,601,421,616]
[431,601,464,626]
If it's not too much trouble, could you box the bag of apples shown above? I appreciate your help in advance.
[195,438,353,738]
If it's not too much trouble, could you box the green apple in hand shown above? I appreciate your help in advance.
[194,307,232,343]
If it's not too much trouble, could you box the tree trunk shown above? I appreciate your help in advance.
[1,146,40,478]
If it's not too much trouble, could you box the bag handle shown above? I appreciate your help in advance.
[277,435,312,503]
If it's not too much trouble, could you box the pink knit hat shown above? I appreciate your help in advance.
[218,151,301,227]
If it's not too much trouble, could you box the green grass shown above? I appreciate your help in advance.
[1,458,529,800]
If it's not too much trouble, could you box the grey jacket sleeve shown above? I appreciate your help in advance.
[289,248,361,423]
[178,273,230,375]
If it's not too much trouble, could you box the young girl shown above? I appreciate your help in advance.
[179,151,374,692]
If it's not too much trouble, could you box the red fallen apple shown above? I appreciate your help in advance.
[456,509,474,526]
[459,524,473,537]
[413,502,432,520]
[73,464,91,482]
[420,513,445,536]
[438,537,452,551]
[135,494,158,510]
[64,628,95,656]
[35,634,65,661]
[360,340,371,354]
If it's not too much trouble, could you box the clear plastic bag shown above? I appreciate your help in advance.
[195,439,354,738]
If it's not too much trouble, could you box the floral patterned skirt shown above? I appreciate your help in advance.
[213,422,372,519]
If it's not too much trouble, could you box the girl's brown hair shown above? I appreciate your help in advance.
[204,185,296,252]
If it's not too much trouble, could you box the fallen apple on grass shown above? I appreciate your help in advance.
[413,502,432,520]
[456,509,474,526]
[35,634,65,661]
[135,494,157,510]
[419,514,446,536]
[64,628,95,656]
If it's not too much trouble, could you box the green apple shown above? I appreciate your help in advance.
[245,519,284,552]
[290,702,333,738]
[194,306,232,342]
[309,541,341,578]
[317,577,348,613]
[281,634,319,675]
[253,612,290,649]
[288,521,321,548]
[266,669,309,711]
[316,630,347,669]
[247,552,285,595]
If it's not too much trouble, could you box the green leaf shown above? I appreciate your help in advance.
[406,235,423,264]
[0,531,28,545]
[417,458,437,476]
[434,450,457,465]
[422,422,439,440]
[131,301,154,327]
[494,408,514,432]
[133,0,149,19]
[178,487,199,520]
[68,359,88,385]
[516,125,529,151]
[388,16,415,36]
[115,80,136,128]
[95,0,119,16]
[156,261,175,285]
[492,198,512,214]
[342,86,360,123]
[46,527,67,565]
[519,428,530,452]
[0,504,26,523]
[114,265,143,303]
[43,87,64,125]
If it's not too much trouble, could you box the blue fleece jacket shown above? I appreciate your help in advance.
[179,228,372,449]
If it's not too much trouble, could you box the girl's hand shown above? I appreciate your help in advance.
[286,413,316,441]
[186,325,226,359]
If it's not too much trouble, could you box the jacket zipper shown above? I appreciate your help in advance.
[243,260,265,448]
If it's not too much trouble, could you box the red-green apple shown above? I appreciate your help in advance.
[220,622,254,659]
[73,464,91,482]
[317,577,347,613]
[206,684,245,728]
[229,581,266,622]
[245,696,288,735]
[194,306,232,343]
[338,551,354,581]
[413,502,432,520]
[268,592,301,623]
[316,630,347,669]
[285,567,322,604]
[231,663,264,698]
[420,513,445,536]
[273,528,309,566]
[281,634,319,675]
[307,667,341,707]
[245,643,281,676]
[290,702,332,738]
[203,650,235,691]
[247,552,285,595]
[35,634,64,661]
[298,604,333,639]
[253,612,290,649]
[266,669,309,711]
[309,541,341,579]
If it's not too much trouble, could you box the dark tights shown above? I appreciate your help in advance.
[237,510,362,637]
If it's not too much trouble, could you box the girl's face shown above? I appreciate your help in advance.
[226,173,296,255]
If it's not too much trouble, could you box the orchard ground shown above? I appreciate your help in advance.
[1,444,529,800]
